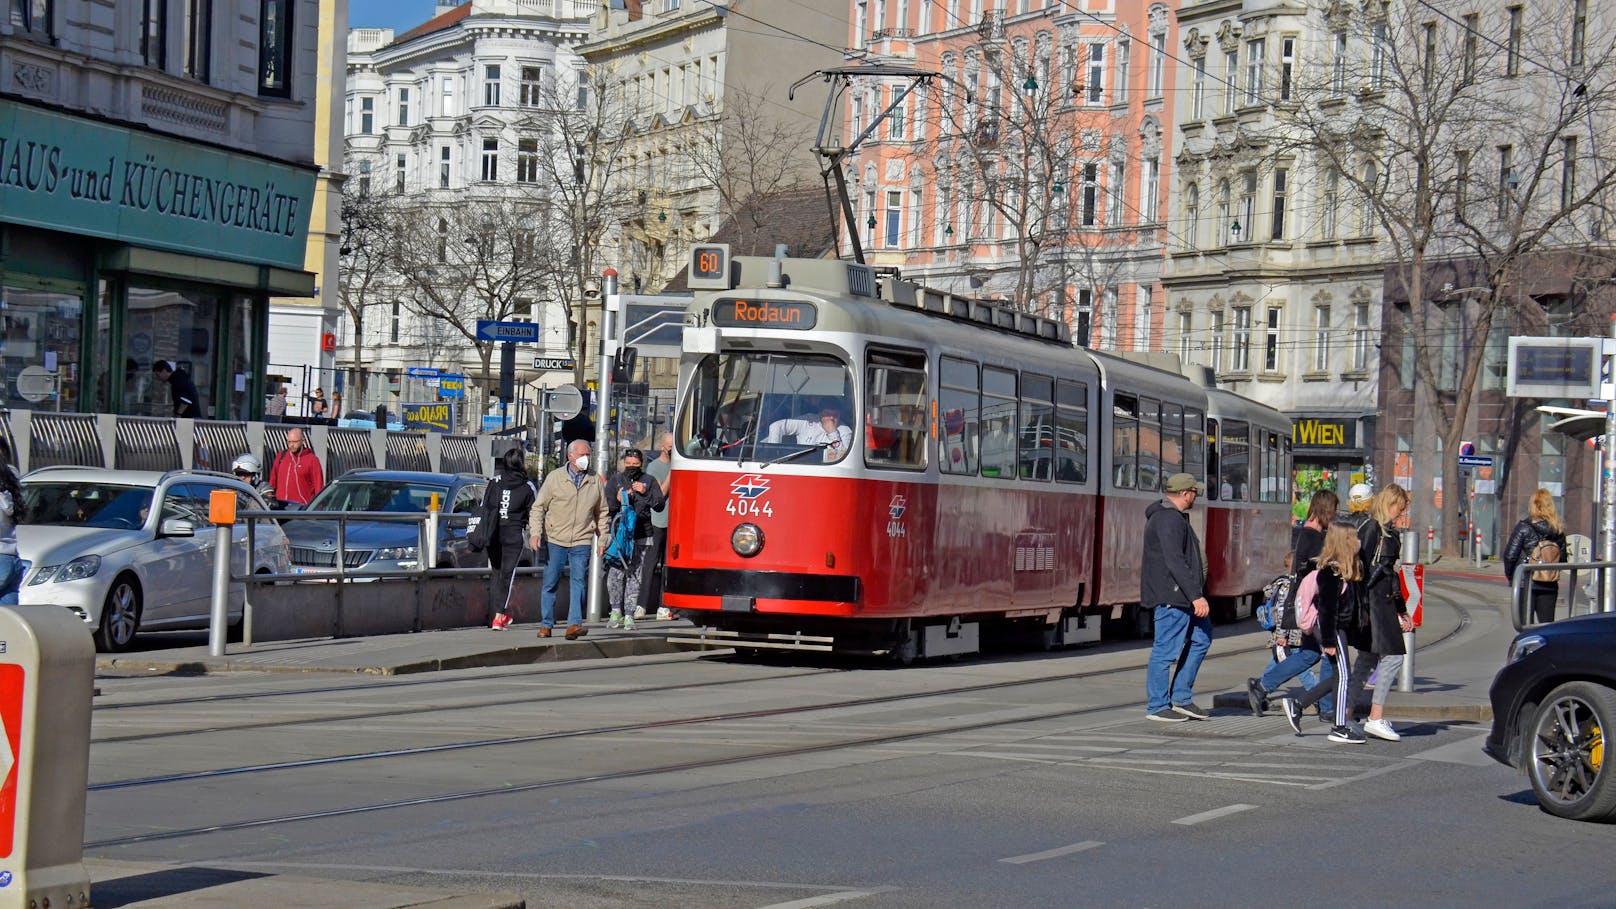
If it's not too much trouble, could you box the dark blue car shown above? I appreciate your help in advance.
[284,469,491,572]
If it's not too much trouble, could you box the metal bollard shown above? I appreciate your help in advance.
[0,607,95,909]
[207,489,237,657]
[587,541,605,622]
[424,494,441,570]
[1398,631,1416,692]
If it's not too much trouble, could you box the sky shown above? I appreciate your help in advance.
[350,0,444,35]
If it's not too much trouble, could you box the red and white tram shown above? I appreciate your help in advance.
[662,249,1291,659]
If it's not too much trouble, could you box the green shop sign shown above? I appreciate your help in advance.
[0,98,315,271]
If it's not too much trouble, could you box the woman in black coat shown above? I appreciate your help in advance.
[485,447,537,630]
[1502,488,1569,625]
[1283,521,1371,743]
[1353,484,1414,742]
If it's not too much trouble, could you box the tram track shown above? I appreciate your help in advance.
[85,598,1474,849]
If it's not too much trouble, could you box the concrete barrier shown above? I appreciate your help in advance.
[241,573,549,642]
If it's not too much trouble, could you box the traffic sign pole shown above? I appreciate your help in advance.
[1605,316,1616,612]
[588,269,619,625]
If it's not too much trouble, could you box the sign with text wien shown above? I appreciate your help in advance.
[476,320,538,343]
[1507,336,1604,398]
[1291,417,1358,449]
[0,98,316,271]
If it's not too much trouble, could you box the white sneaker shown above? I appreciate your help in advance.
[633,606,647,619]
[1363,718,1401,741]
[656,607,673,621]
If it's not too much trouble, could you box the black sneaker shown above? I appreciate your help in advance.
[1147,708,1189,723]
[1281,699,1303,735]
[1328,725,1367,744]
[1172,701,1211,720]
[1245,678,1269,717]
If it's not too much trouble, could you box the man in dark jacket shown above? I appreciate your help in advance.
[603,448,665,629]
[152,360,200,418]
[1143,472,1212,722]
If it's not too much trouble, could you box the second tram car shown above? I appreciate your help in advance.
[663,249,1291,659]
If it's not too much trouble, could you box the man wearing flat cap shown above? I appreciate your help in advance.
[1142,471,1212,723]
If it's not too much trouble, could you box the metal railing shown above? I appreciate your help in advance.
[212,508,548,655]
[1509,561,1616,632]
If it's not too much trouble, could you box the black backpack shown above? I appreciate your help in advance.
[466,492,496,553]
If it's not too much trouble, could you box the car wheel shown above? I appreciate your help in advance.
[95,576,142,653]
[1527,681,1616,822]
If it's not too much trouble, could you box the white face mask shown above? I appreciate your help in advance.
[573,455,590,472]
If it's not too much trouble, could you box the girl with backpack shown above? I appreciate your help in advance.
[1285,521,1371,744]
[1503,488,1568,625]
[1247,489,1338,719]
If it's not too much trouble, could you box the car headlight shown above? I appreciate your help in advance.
[29,555,101,584]
[373,546,417,561]
[731,523,764,558]
[1507,633,1547,664]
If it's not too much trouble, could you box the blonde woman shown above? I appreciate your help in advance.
[1283,522,1369,743]
[1503,489,1568,625]
[1353,483,1414,741]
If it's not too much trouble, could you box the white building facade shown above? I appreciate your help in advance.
[340,0,592,420]
[1162,0,1384,491]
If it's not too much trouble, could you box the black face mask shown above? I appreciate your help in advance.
[625,466,643,480]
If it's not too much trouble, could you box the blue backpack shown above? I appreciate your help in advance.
[603,488,636,569]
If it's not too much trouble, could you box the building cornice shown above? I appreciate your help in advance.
[577,7,725,61]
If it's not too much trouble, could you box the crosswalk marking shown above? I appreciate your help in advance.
[1172,804,1259,826]
[999,840,1106,865]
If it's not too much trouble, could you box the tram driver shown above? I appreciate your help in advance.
[764,407,854,462]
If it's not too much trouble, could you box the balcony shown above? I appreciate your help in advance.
[873,27,915,40]
[976,12,1004,42]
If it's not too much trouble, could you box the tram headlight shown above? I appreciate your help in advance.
[731,523,765,558]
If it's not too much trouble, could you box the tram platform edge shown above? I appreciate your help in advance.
[82,857,524,909]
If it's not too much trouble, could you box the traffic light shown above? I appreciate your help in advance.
[498,342,515,401]
[612,346,638,384]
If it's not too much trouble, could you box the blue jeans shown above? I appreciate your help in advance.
[541,543,590,628]
[0,553,21,605]
[1146,604,1214,713]
[1261,638,1334,714]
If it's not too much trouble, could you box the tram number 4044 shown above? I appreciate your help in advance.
[726,498,774,518]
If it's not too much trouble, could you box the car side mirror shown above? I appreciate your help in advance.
[159,518,196,538]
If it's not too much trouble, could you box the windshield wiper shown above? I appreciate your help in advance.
[761,441,829,468]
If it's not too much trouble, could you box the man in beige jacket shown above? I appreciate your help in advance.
[529,440,610,640]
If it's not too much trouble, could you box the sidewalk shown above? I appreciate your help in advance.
[96,616,699,676]
[82,858,524,909]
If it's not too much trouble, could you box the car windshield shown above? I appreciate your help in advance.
[21,481,155,529]
[310,480,451,513]
[678,352,854,464]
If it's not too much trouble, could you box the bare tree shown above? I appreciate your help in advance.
[1268,0,1616,555]
[335,168,398,410]
[683,85,834,258]
[514,63,642,388]
[389,194,558,423]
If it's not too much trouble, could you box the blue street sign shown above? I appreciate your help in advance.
[406,367,440,378]
[1458,454,1494,469]
[438,374,465,399]
[482,415,506,432]
[476,320,539,343]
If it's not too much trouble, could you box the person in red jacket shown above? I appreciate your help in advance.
[267,428,324,507]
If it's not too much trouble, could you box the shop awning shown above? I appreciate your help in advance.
[101,246,316,296]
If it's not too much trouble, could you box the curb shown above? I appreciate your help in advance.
[96,637,701,676]
[1210,691,1491,723]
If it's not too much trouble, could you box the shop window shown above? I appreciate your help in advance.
[0,284,83,412]
[123,286,220,418]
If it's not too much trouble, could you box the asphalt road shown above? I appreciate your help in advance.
[83,612,1613,909]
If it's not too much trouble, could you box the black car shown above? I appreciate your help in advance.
[1485,612,1616,822]
[283,469,490,572]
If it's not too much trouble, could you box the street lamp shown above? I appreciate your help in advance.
[1230,218,1243,242]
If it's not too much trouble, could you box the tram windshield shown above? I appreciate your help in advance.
[679,352,855,464]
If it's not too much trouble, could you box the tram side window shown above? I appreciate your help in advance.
[865,349,930,469]
[1264,430,1282,502]
[1204,416,1219,500]
[1019,373,1054,481]
[1138,397,1161,492]
[939,357,978,475]
[1112,393,1138,489]
[980,367,1018,479]
[1054,379,1089,484]
[1161,402,1184,477]
[1184,407,1206,488]
[1221,419,1250,501]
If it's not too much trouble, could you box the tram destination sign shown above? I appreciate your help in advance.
[711,298,817,330]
